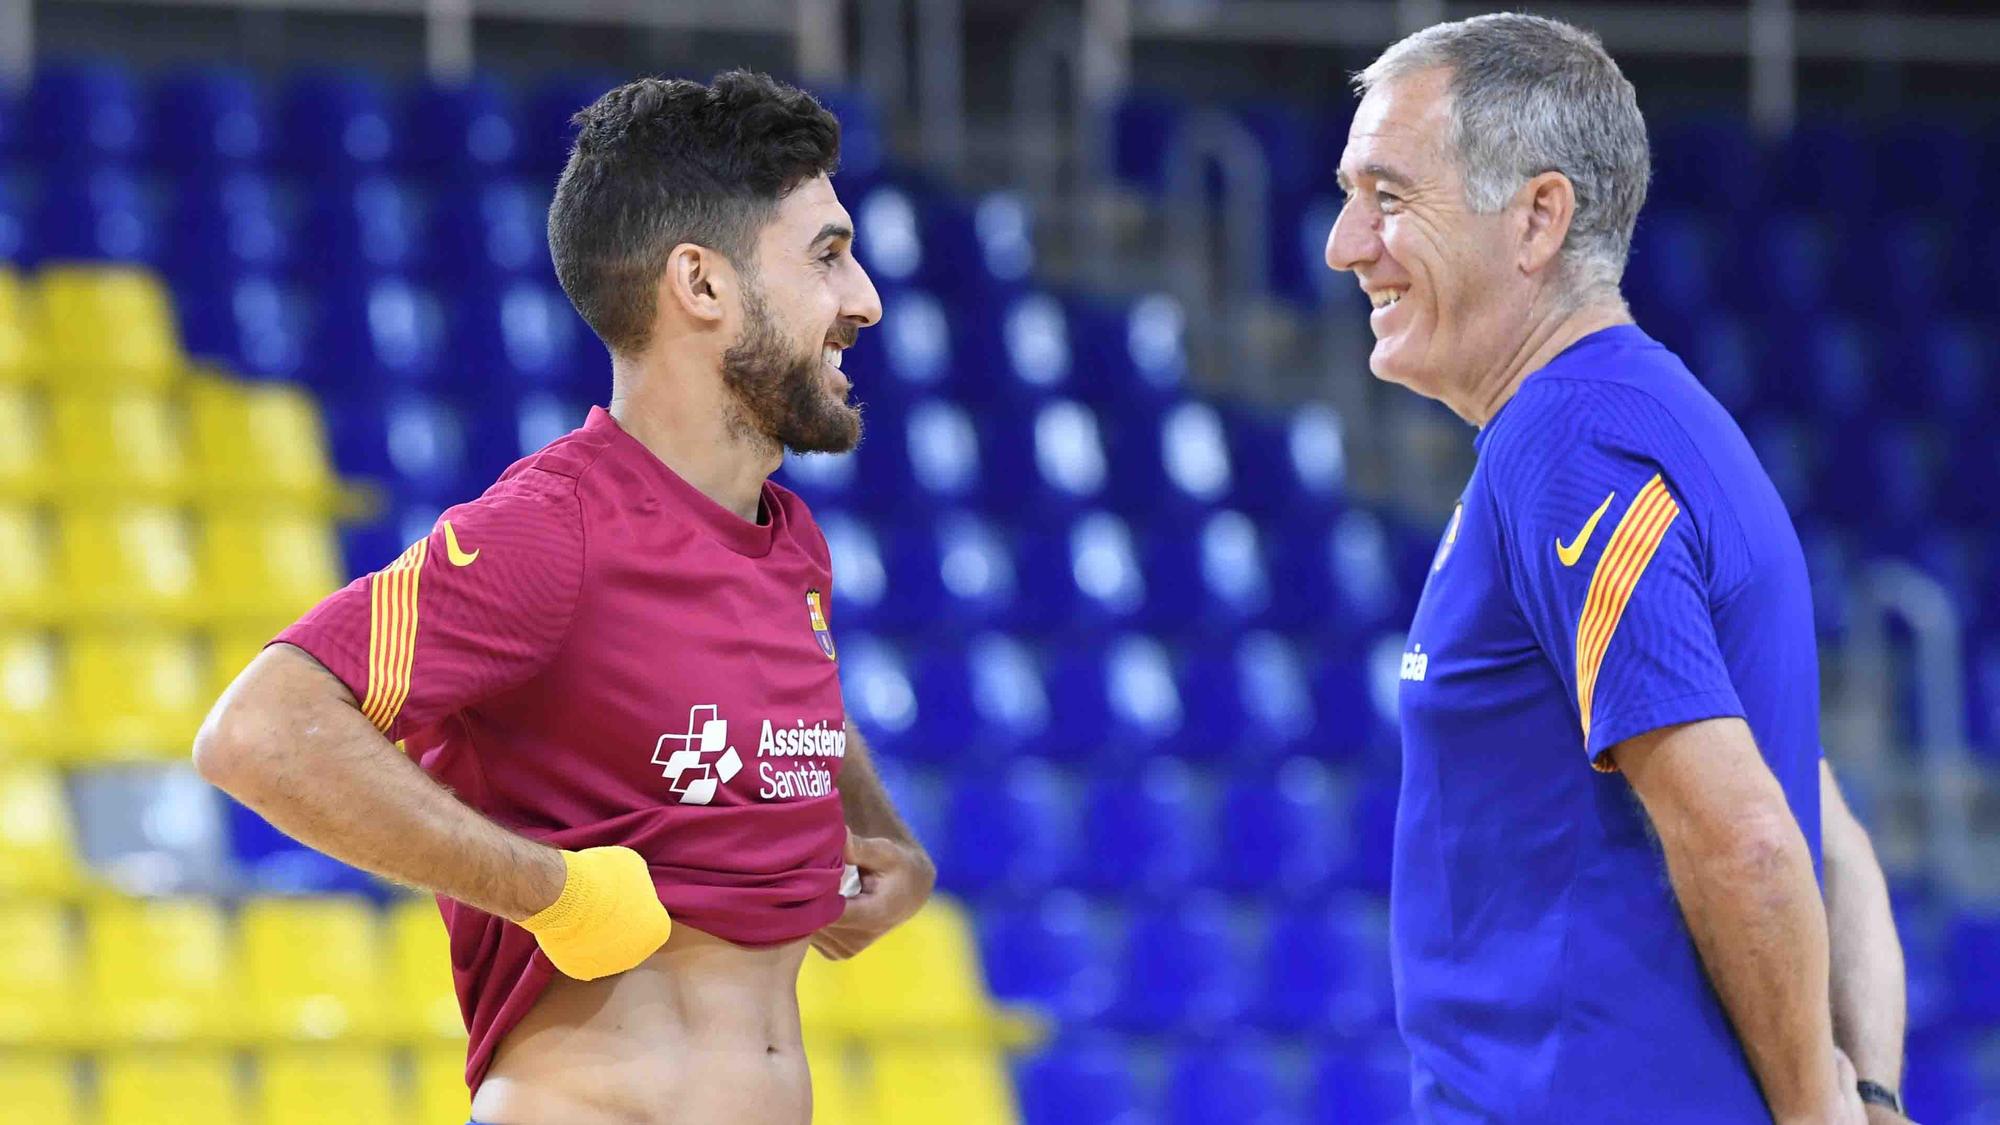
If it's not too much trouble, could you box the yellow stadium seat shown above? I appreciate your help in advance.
[50,389,190,499]
[200,514,344,625]
[88,898,240,1043]
[387,896,463,1042]
[0,1053,84,1125]
[0,629,63,757]
[806,1036,880,1125]
[0,902,86,1046]
[870,1045,1021,1125]
[818,897,1011,1042]
[0,269,44,385]
[797,944,856,1039]
[413,1042,472,1124]
[0,504,59,622]
[252,1045,401,1125]
[0,764,85,898]
[241,896,390,1042]
[35,266,181,388]
[65,631,208,761]
[0,386,52,499]
[58,505,200,622]
[207,628,276,700]
[99,1048,247,1125]
[186,374,338,506]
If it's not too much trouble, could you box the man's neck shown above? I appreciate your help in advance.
[1455,295,1634,428]
[607,353,780,523]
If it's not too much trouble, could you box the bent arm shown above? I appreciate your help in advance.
[194,642,565,921]
[1614,718,1848,1124]
[1821,759,1907,1096]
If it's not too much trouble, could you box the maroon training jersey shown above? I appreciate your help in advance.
[274,406,849,1090]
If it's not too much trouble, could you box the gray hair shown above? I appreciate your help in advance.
[1355,13,1650,299]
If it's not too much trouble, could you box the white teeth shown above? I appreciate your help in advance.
[1372,291,1403,309]
[825,346,843,369]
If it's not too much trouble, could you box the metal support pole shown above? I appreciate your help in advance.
[915,0,963,177]
[1076,0,1130,288]
[859,0,906,125]
[0,0,32,88]
[795,0,846,86]
[426,0,475,83]
[1748,0,1797,134]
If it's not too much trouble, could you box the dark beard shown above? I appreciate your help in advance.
[720,285,862,455]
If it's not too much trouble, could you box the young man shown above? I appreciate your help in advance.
[195,71,934,1125]
[1325,15,1907,1124]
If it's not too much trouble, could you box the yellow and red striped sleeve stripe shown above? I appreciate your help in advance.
[1574,473,1681,754]
[360,538,427,731]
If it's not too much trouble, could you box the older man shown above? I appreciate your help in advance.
[1325,14,1907,1124]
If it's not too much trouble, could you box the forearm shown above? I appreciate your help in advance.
[838,721,920,847]
[1822,763,1907,1086]
[194,644,565,921]
[1663,811,1840,1121]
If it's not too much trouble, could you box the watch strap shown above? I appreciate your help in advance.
[1857,1079,1904,1114]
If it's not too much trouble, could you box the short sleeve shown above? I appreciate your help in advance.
[1496,423,1743,772]
[273,470,585,739]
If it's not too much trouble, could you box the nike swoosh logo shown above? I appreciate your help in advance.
[1556,492,1616,567]
[442,520,480,567]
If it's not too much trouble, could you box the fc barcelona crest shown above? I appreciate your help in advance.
[806,589,837,661]
[1431,502,1463,574]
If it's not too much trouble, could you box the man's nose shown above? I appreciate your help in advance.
[1325,198,1378,273]
[845,260,883,328]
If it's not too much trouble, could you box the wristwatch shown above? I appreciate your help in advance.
[1856,1079,1904,1115]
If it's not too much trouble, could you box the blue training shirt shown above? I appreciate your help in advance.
[1394,324,1822,1122]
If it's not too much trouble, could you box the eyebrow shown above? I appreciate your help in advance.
[1336,162,1416,194]
[809,223,853,249]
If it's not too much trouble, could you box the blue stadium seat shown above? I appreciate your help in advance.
[403,76,520,181]
[1193,631,1321,762]
[1064,759,1204,898]
[1768,118,1871,216]
[922,512,1022,631]
[1106,896,1250,1033]
[1649,115,1762,216]
[1877,121,1977,219]
[814,88,885,185]
[27,163,162,265]
[859,397,981,509]
[309,276,453,393]
[1681,311,1764,418]
[834,632,920,759]
[979,894,1115,1026]
[226,800,382,897]
[518,72,618,179]
[427,180,554,289]
[1207,759,1339,900]
[1271,508,1406,645]
[1254,900,1396,1035]
[871,287,959,407]
[935,760,1072,901]
[325,391,499,502]
[280,70,399,178]
[1624,209,1718,323]
[1165,1038,1293,1125]
[1312,1041,1416,1125]
[151,66,268,172]
[1150,509,1273,637]
[972,191,1036,287]
[1339,773,1400,895]
[303,176,431,281]
[1228,402,1348,520]
[1109,92,1186,192]
[910,631,1051,762]
[164,172,297,293]
[27,60,145,164]
[1042,633,1188,763]
[176,272,313,383]
[1110,399,1235,525]
[1900,1030,1986,1125]
[452,279,591,397]
[505,390,592,462]
[1041,511,1146,635]
[817,512,891,633]
[1015,1034,1149,1125]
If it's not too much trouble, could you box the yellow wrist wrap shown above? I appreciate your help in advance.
[520,846,673,981]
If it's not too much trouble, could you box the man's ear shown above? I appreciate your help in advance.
[1518,170,1577,277]
[659,243,733,326]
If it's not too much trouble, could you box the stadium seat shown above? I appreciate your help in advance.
[309,274,452,390]
[0,1053,83,1125]
[1106,896,1250,1034]
[1208,759,1340,900]
[1312,1040,1416,1125]
[403,76,521,181]
[837,634,921,759]
[0,270,43,384]
[1065,759,1204,897]
[518,72,619,180]
[872,1044,1021,1125]
[279,70,398,178]
[175,272,313,383]
[451,278,588,397]
[200,513,344,625]
[185,373,339,507]
[1165,1038,1292,1125]
[978,893,1115,1025]
[414,1041,473,1123]
[804,1037,879,1125]
[1254,901,1396,1036]
[0,764,87,897]
[99,1047,248,1125]
[935,760,1072,900]
[0,386,52,498]
[241,895,391,1041]
[35,266,182,387]
[909,632,1051,762]
[0,901,86,1046]
[87,896,240,1042]
[388,896,463,1041]
[49,388,188,498]
[0,504,59,620]
[151,67,270,171]
[64,630,208,759]
[1015,1034,1147,1125]
[252,1044,402,1125]
[163,172,298,294]
[817,896,1018,1044]
[27,61,145,164]
[0,629,63,756]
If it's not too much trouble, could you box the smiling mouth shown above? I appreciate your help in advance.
[1369,288,1406,310]
[822,344,844,369]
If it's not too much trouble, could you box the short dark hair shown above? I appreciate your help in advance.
[547,70,841,355]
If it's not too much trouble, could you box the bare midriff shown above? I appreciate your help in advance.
[469,925,812,1125]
